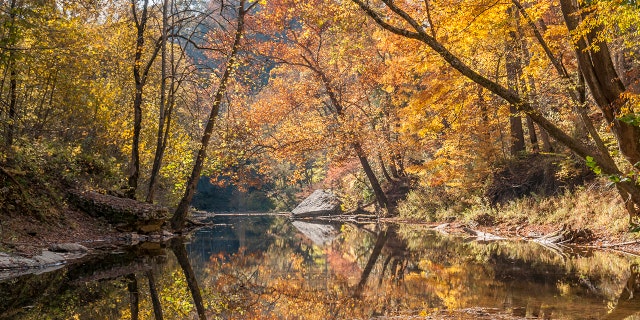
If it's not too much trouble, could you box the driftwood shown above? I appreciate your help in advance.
[462,227,505,241]
[68,190,169,233]
[533,225,594,245]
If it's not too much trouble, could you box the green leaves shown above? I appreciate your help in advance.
[618,113,640,126]
[585,156,602,175]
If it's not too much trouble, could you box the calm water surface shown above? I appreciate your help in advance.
[1,215,640,319]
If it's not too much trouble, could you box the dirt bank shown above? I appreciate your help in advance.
[0,208,121,257]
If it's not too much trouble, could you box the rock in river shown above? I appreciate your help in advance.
[291,189,342,218]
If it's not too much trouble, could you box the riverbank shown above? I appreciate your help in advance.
[0,208,121,257]
[3,203,640,270]
[3,178,640,275]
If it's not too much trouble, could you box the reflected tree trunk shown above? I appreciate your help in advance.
[354,228,389,297]
[171,238,206,320]
[127,274,139,320]
[146,270,164,320]
[378,255,393,287]
[603,264,640,320]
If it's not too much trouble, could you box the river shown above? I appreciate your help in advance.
[1,215,639,319]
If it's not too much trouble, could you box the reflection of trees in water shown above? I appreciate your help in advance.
[604,264,640,320]
[171,237,206,320]
[4,221,640,319]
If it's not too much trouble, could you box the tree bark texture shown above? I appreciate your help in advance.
[506,29,525,155]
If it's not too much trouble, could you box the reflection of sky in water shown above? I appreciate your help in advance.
[2,215,640,319]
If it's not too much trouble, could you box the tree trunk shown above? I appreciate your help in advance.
[6,63,16,149]
[146,0,170,203]
[128,0,162,199]
[526,116,539,152]
[308,51,392,215]
[506,29,525,155]
[378,154,394,183]
[513,14,539,152]
[171,1,245,231]
[4,0,18,150]
[128,85,143,199]
[388,153,400,179]
[539,127,553,152]
[353,142,390,212]
[127,0,150,199]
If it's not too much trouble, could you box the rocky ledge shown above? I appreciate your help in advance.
[0,243,89,280]
[68,190,169,233]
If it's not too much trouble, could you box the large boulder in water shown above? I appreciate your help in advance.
[291,189,341,218]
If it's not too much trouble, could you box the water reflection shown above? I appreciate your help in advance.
[2,216,640,319]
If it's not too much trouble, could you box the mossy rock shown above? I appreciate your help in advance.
[68,190,169,233]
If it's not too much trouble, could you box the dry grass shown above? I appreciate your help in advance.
[399,181,636,238]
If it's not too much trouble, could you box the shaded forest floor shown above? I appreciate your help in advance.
[0,208,120,257]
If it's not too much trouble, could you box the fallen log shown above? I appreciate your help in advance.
[68,190,169,233]
[533,225,594,245]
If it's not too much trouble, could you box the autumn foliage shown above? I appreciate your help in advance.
[1,0,640,223]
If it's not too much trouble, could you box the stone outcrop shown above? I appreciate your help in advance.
[49,243,89,253]
[291,189,342,218]
[68,190,169,233]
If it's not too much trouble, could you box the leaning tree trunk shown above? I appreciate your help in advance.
[354,142,390,212]
[310,57,392,215]
[559,0,640,165]
[171,1,245,231]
